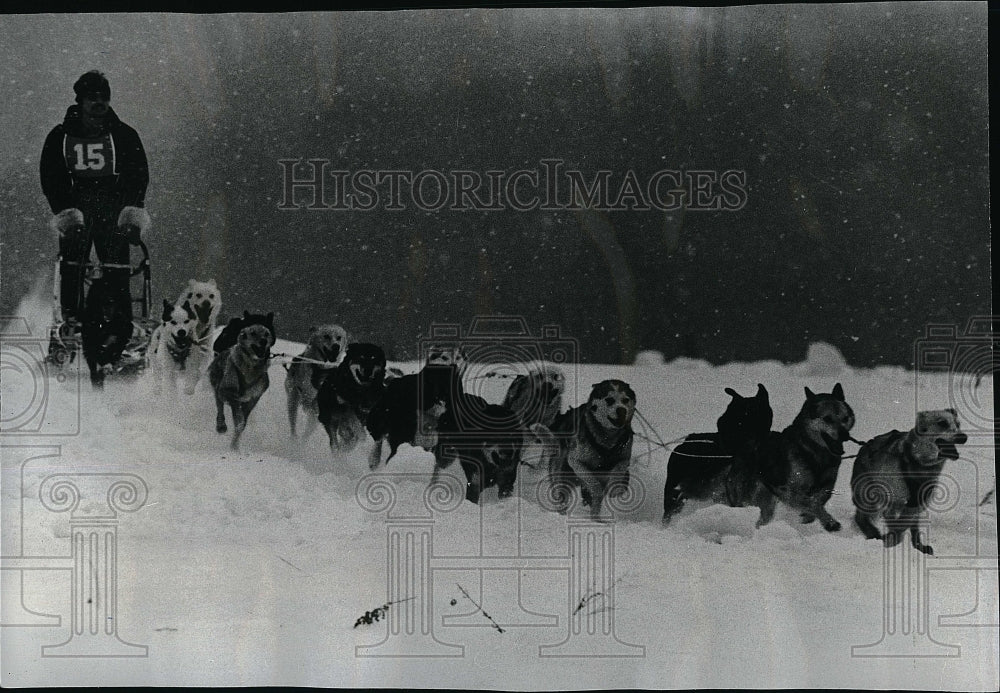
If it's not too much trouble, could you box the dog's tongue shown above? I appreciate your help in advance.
[351,364,366,383]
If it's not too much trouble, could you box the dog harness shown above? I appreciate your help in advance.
[166,336,192,367]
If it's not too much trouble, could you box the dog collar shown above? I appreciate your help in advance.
[166,338,191,364]
[582,410,632,460]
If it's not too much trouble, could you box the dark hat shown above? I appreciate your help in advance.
[73,70,111,101]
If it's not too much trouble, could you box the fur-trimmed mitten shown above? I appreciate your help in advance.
[118,206,152,245]
[49,208,85,238]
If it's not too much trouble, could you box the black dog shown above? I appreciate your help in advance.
[662,384,773,524]
[81,275,134,387]
[213,310,277,354]
[315,342,387,451]
[365,363,464,469]
[432,395,523,503]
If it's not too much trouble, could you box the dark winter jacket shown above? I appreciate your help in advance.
[40,105,148,215]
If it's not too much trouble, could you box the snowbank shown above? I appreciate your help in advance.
[1,290,996,689]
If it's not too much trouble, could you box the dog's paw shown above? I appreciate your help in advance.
[823,519,842,532]
[916,544,934,555]
[216,422,228,433]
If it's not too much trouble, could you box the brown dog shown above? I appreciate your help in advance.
[284,323,349,438]
[209,317,275,450]
[851,409,967,554]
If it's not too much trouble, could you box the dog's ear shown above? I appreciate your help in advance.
[182,300,196,319]
[832,383,845,401]
[161,299,173,321]
[756,383,769,401]
[724,387,741,400]
[804,386,816,400]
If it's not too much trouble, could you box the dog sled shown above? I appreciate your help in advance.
[45,224,156,379]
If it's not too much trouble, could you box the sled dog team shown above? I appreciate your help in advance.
[145,279,969,553]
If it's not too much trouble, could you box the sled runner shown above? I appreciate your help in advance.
[46,222,156,379]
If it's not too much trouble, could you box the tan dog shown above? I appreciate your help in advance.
[547,380,636,519]
[502,362,565,428]
[851,409,967,554]
[208,317,275,450]
[503,362,566,469]
[425,345,468,377]
[284,324,349,438]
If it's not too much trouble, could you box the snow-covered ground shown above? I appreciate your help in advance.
[2,288,996,689]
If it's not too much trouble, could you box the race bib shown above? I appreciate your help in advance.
[63,133,117,178]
